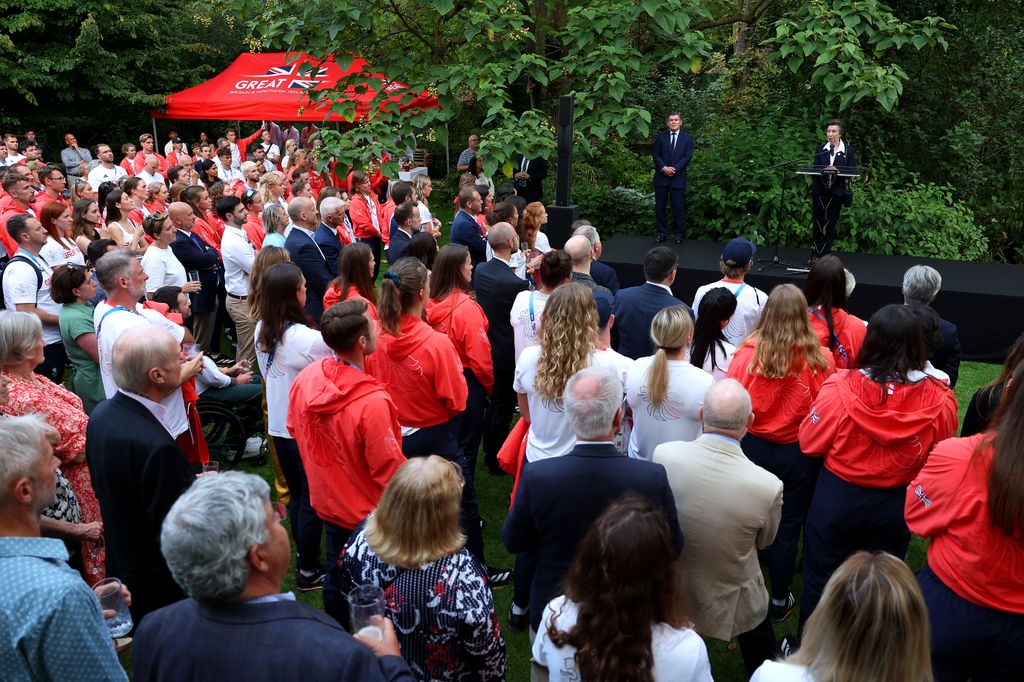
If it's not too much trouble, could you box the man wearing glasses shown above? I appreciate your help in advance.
[34,166,69,208]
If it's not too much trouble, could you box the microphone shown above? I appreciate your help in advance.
[829,142,834,155]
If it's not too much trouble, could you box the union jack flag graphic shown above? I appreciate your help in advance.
[250,64,329,89]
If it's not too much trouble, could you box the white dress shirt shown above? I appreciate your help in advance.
[221,224,255,296]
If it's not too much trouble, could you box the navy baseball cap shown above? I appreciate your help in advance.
[722,238,756,266]
[594,291,614,329]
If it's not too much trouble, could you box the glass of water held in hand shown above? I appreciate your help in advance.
[347,585,386,641]
[95,577,133,637]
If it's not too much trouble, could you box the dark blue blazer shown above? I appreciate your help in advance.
[86,392,195,623]
[132,598,414,682]
[931,314,961,387]
[474,257,528,375]
[314,221,342,278]
[388,226,413,264]
[170,229,220,315]
[651,129,693,190]
[450,210,487,274]
[286,228,332,325]
[502,442,683,631]
[613,282,691,359]
[591,259,620,296]
[512,154,548,204]
[811,142,856,197]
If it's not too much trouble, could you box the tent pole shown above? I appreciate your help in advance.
[152,117,159,150]
[444,123,450,175]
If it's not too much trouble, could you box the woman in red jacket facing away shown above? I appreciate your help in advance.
[349,170,384,280]
[365,257,486,562]
[322,241,378,319]
[906,361,1024,682]
[727,283,835,623]
[426,244,494,483]
[804,255,866,369]
[798,304,958,634]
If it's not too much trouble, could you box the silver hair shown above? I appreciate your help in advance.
[572,224,600,247]
[111,325,178,394]
[262,204,287,237]
[902,265,941,304]
[701,378,752,432]
[0,414,58,507]
[94,247,136,290]
[0,310,43,366]
[161,471,271,603]
[319,196,344,218]
[564,366,623,440]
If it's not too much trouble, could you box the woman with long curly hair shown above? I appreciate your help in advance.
[521,201,552,255]
[514,282,625,462]
[534,494,711,682]
[727,283,834,622]
[626,305,713,460]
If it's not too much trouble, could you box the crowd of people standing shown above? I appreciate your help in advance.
[0,127,1021,682]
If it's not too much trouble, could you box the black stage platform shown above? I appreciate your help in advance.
[600,235,1024,363]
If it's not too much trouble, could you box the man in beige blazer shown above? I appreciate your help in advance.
[653,379,783,676]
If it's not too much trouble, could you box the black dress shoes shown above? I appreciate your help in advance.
[655,234,667,243]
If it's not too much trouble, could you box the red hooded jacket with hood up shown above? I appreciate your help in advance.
[287,358,404,529]
[800,369,958,488]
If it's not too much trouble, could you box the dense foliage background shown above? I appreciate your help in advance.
[1,0,1018,262]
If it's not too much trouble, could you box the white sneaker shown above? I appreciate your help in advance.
[243,436,264,458]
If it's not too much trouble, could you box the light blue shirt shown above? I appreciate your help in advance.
[263,232,287,249]
[0,537,127,681]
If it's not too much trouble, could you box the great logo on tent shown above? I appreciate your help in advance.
[234,64,330,92]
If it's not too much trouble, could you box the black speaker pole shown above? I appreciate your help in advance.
[547,95,579,248]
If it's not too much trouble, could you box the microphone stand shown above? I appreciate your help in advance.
[758,157,808,272]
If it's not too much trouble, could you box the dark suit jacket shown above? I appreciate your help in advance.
[388,226,413,264]
[450,210,487,275]
[314,222,342,278]
[170,229,220,315]
[613,282,691,359]
[286,227,332,325]
[590,259,620,296]
[513,154,548,204]
[474,257,528,375]
[651,129,693,190]
[931,314,961,387]
[811,142,856,197]
[502,442,683,630]
[86,392,195,622]
[133,598,414,682]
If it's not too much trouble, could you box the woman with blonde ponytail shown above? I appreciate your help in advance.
[625,305,713,460]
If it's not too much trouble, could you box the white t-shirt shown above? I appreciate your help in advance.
[2,252,62,344]
[87,164,127,189]
[416,201,433,227]
[626,356,713,460]
[94,301,188,437]
[693,279,767,346]
[510,289,549,364]
[750,660,815,682]
[141,245,187,293]
[513,347,630,463]
[254,321,332,438]
[533,596,713,682]
[136,170,165,186]
[39,237,85,268]
[220,225,255,297]
[684,340,736,382]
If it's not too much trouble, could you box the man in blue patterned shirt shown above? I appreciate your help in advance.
[0,414,128,681]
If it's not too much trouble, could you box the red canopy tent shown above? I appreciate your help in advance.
[152,52,437,121]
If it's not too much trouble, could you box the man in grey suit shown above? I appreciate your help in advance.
[653,379,782,676]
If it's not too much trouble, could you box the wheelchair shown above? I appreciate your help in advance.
[197,395,268,469]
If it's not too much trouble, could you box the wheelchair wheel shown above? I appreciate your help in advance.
[196,400,247,468]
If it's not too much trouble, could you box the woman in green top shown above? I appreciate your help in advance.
[51,264,105,413]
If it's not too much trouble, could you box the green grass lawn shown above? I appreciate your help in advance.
[220,360,998,682]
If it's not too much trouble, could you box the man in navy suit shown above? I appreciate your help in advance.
[652,112,693,243]
[450,186,487,283]
[315,196,347,277]
[613,246,691,359]
[475,222,529,473]
[901,264,961,386]
[286,196,332,326]
[387,201,419,264]
[810,119,856,260]
[132,472,414,682]
[512,153,548,204]
[502,366,683,633]
[168,201,221,351]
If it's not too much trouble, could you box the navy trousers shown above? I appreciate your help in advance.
[271,436,324,572]
[402,422,485,562]
[35,341,67,384]
[799,468,910,630]
[451,369,488,482]
[654,185,686,237]
[741,434,817,601]
[323,521,354,628]
[919,563,1024,682]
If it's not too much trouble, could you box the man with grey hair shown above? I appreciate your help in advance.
[285,195,331,324]
[653,379,782,675]
[87,325,200,624]
[901,264,961,386]
[132,472,414,681]
[315,195,348,277]
[502,366,682,639]
[564,234,612,297]
[571,221,619,294]
[0,414,129,681]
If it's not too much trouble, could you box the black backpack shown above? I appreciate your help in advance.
[0,254,44,310]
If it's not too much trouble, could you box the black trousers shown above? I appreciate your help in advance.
[482,367,516,468]
[271,436,324,572]
[654,185,687,237]
[323,521,354,628]
[736,616,777,677]
[357,236,382,280]
[450,369,488,482]
[35,341,68,384]
[811,191,843,257]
